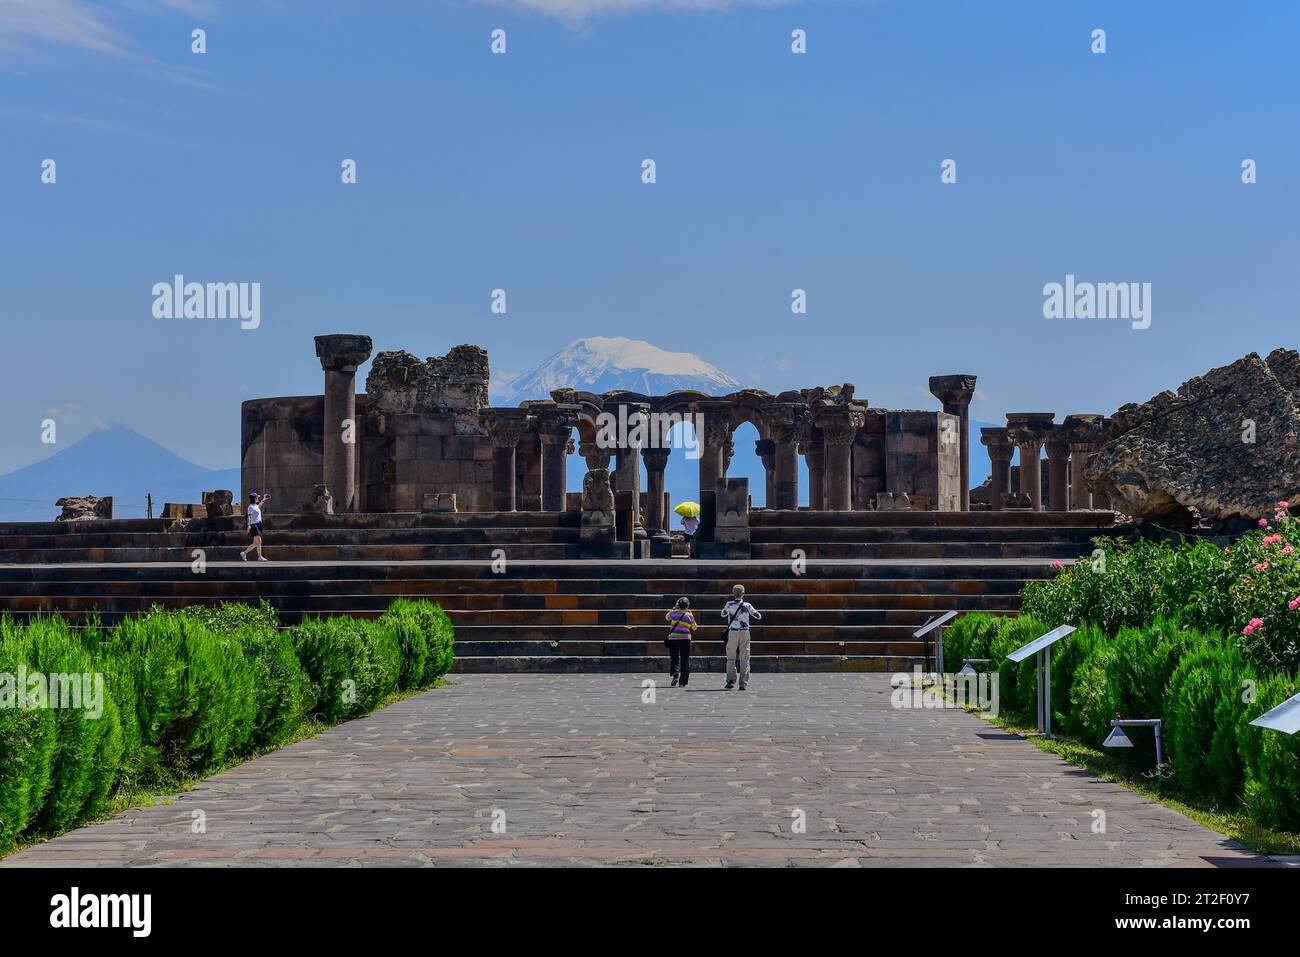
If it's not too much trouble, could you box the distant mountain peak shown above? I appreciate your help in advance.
[492,336,744,403]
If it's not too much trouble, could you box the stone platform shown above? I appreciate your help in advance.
[0,510,1114,672]
[1,675,1266,868]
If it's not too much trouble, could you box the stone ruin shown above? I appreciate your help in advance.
[240,335,977,530]
[1087,348,1300,526]
[55,495,112,522]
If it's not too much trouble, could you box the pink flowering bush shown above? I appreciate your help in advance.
[1021,501,1300,672]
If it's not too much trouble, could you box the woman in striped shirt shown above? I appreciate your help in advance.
[664,597,697,687]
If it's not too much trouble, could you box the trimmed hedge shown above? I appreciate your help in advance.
[0,600,454,856]
[953,612,1300,831]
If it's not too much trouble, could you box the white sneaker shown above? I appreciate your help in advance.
[258,556,269,562]
[239,553,247,562]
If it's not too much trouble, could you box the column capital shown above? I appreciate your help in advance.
[980,427,1014,457]
[928,374,977,408]
[534,403,581,444]
[579,440,612,471]
[1062,413,1106,445]
[1005,412,1054,449]
[483,408,531,448]
[815,407,866,446]
[314,334,373,373]
[767,403,813,445]
[642,446,671,472]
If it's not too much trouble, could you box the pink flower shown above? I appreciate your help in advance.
[1263,535,1282,546]
[1285,545,1295,555]
[1260,518,1270,527]
[1051,560,1063,570]
[1280,501,1290,509]
[1255,562,1270,571]
[1289,597,1300,611]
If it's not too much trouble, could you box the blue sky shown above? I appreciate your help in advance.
[2,0,1297,475]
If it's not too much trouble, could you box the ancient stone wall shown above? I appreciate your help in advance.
[883,411,960,511]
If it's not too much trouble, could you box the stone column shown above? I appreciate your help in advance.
[755,438,776,507]
[1045,429,1071,512]
[610,402,649,540]
[817,408,865,511]
[768,404,811,511]
[801,428,826,510]
[928,374,977,511]
[314,334,373,513]
[1006,413,1054,512]
[484,409,530,512]
[1062,414,1105,510]
[694,400,732,502]
[979,428,1013,509]
[641,447,670,537]
[535,404,579,512]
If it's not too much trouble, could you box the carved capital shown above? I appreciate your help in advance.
[928,374,978,408]
[641,447,671,472]
[315,334,373,373]
[483,408,531,448]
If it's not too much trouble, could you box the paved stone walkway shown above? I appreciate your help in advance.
[1,675,1268,867]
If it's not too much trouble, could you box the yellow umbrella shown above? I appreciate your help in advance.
[673,501,701,519]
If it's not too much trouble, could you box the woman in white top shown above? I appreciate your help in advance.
[240,492,270,562]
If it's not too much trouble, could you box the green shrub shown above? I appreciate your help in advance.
[105,611,258,780]
[941,612,1001,676]
[0,620,59,855]
[1165,641,1252,804]
[991,616,1049,718]
[292,615,403,721]
[381,599,455,687]
[1021,505,1300,673]
[181,603,306,748]
[21,617,125,833]
[1237,673,1300,831]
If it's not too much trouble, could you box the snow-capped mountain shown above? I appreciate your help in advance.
[492,336,744,403]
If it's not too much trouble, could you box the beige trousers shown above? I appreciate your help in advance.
[725,628,751,686]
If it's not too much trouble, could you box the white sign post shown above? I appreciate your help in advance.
[913,611,959,676]
[1006,624,1077,737]
[1250,692,1300,735]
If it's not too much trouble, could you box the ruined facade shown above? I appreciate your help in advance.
[240,336,974,523]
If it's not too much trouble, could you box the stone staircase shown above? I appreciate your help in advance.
[0,509,1113,673]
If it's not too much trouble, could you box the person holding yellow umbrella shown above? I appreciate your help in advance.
[674,501,701,558]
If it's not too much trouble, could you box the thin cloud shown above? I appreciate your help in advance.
[0,0,134,58]
[482,0,793,28]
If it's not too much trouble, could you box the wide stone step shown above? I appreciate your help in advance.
[451,654,918,673]
[0,511,580,537]
[0,583,1021,609]
[0,560,1063,583]
[451,639,924,657]
[750,542,1092,559]
[451,623,922,640]
[0,527,582,549]
[749,509,1114,528]
[0,543,577,563]
[749,526,1102,544]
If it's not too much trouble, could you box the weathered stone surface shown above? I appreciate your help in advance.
[422,492,457,513]
[1089,349,1300,522]
[874,491,911,511]
[304,484,334,514]
[55,496,111,522]
[203,489,234,518]
[365,344,490,434]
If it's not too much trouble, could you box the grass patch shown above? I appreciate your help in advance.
[969,706,1300,857]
